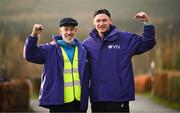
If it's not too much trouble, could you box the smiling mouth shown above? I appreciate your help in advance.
[66,34,73,37]
[66,36,73,39]
[98,27,105,29]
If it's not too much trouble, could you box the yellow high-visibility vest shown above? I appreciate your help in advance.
[60,46,81,103]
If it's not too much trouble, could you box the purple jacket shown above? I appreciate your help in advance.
[23,35,89,111]
[83,25,156,102]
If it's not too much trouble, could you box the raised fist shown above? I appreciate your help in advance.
[134,12,150,22]
[31,24,44,37]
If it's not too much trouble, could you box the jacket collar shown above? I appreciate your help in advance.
[57,40,77,48]
[89,25,119,42]
[51,35,80,46]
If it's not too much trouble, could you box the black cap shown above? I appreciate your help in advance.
[59,17,78,27]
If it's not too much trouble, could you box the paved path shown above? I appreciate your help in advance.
[30,99,49,113]
[130,95,179,113]
[30,95,179,113]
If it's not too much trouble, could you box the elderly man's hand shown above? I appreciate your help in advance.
[31,24,44,37]
[134,12,150,22]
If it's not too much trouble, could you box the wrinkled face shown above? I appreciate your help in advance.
[59,26,77,44]
[93,14,112,34]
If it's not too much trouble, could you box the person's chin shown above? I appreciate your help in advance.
[98,29,107,33]
[64,40,73,44]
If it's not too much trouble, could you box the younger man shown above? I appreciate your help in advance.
[83,9,156,112]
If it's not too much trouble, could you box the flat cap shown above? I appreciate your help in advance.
[59,17,78,27]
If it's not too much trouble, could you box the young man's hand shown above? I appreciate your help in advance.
[31,24,44,37]
[134,12,150,22]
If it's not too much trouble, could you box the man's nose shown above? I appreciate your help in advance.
[99,21,104,26]
[67,30,72,34]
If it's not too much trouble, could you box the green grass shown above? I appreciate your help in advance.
[30,90,39,99]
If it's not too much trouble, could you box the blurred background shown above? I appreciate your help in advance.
[0,0,180,112]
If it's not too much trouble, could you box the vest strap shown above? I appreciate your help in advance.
[64,81,80,87]
[64,68,79,74]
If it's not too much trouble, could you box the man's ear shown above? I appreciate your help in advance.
[74,27,77,32]
[110,18,112,25]
[58,28,62,35]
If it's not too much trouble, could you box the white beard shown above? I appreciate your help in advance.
[63,38,74,44]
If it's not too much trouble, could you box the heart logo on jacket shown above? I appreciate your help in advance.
[108,45,113,49]
[108,45,120,49]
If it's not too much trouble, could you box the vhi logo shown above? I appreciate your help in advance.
[108,44,120,49]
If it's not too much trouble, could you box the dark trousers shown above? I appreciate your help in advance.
[91,101,129,113]
[49,100,81,113]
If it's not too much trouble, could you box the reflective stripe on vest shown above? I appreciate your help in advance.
[60,46,81,103]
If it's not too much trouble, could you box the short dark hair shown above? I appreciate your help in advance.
[94,9,111,18]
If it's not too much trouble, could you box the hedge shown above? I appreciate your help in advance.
[152,71,180,103]
[135,74,152,93]
[0,79,30,112]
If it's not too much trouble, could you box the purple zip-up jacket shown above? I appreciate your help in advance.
[83,25,156,102]
[23,35,89,111]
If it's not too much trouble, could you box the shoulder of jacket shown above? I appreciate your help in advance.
[118,30,135,38]
[83,37,93,44]
[50,40,57,45]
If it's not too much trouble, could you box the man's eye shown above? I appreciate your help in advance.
[96,20,101,22]
[102,19,107,22]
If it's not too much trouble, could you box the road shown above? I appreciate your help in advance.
[30,95,179,113]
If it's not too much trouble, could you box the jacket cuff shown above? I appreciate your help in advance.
[27,35,38,43]
[143,21,153,26]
